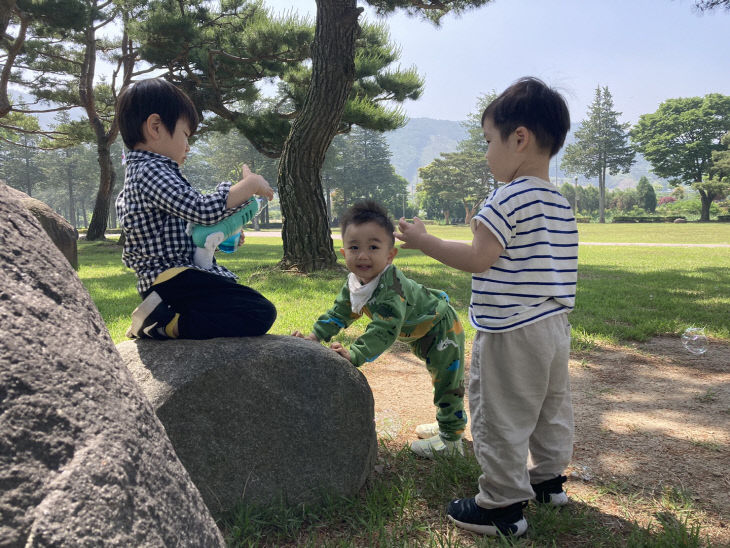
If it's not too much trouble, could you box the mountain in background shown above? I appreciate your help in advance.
[384,118,467,190]
[386,118,669,192]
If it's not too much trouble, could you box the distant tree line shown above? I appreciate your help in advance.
[418,86,730,224]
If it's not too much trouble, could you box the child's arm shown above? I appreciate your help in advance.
[345,303,405,366]
[395,217,503,273]
[226,164,274,208]
[139,162,267,226]
[292,284,358,342]
[292,330,318,341]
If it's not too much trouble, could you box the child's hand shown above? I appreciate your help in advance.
[329,342,351,362]
[239,164,275,201]
[292,330,318,341]
[394,216,428,250]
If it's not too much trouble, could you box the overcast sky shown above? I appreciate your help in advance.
[264,0,730,126]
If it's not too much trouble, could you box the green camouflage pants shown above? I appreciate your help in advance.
[410,306,466,441]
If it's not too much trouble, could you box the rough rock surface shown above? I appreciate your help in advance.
[118,336,377,516]
[3,181,78,269]
[0,184,224,547]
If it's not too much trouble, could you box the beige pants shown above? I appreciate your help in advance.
[470,313,573,508]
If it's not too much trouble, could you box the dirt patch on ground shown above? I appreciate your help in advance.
[361,336,730,545]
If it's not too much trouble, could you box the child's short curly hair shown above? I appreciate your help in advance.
[481,77,570,157]
[340,200,395,246]
[117,78,200,150]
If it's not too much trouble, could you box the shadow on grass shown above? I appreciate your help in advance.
[219,441,711,547]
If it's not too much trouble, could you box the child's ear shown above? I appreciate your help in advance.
[339,247,346,257]
[142,113,162,141]
[387,246,398,264]
[514,126,530,151]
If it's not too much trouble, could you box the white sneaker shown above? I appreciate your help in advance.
[414,422,440,439]
[126,291,174,339]
[410,434,464,458]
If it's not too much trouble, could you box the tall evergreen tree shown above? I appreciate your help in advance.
[8,1,137,238]
[636,176,657,213]
[1,0,87,121]
[561,86,635,223]
[0,112,43,195]
[631,94,730,221]
[323,127,406,218]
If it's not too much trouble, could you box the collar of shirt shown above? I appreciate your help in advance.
[125,149,178,168]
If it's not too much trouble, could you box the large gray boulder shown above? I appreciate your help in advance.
[2,181,79,270]
[0,184,224,546]
[117,336,377,517]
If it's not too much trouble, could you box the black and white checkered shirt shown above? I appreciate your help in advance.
[115,150,247,294]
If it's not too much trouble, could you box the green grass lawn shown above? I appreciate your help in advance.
[398,221,730,244]
[84,223,730,345]
[77,223,729,546]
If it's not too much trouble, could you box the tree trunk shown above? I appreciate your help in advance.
[699,190,712,222]
[467,201,480,224]
[67,163,76,229]
[80,198,87,228]
[80,7,130,240]
[277,0,362,272]
[23,136,33,196]
[598,161,606,223]
[326,186,332,223]
[86,144,115,240]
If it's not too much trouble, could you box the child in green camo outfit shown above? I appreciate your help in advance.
[293,200,466,458]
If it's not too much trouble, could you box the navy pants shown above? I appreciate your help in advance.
[142,268,276,339]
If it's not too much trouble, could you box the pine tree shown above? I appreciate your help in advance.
[561,86,635,223]
[131,0,491,271]
[7,1,137,238]
[636,176,657,213]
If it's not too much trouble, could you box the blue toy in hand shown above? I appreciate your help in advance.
[186,198,259,269]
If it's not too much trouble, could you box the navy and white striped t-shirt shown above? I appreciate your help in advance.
[115,150,249,294]
[469,176,578,332]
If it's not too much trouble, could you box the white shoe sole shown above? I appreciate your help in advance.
[410,435,464,458]
[544,491,569,506]
[128,291,163,338]
[448,515,528,537]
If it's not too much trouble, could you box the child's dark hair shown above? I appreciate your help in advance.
[340,200,395,245]
[481,77,570,157]
[117,78,200,150]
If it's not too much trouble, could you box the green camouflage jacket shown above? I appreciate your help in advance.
[312,265,453,366]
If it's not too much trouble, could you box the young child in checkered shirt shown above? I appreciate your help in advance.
[115,78,276,339]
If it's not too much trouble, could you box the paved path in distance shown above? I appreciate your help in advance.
[245,231,730,248]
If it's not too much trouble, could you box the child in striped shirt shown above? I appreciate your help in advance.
[395,77,577,538]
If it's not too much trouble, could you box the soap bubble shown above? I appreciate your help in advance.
[374,409,401,439]
[681,327,708,355]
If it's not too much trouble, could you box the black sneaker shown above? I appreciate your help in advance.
[446,498,528,537]
[126,291,175,339]
[531,475,569,506]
